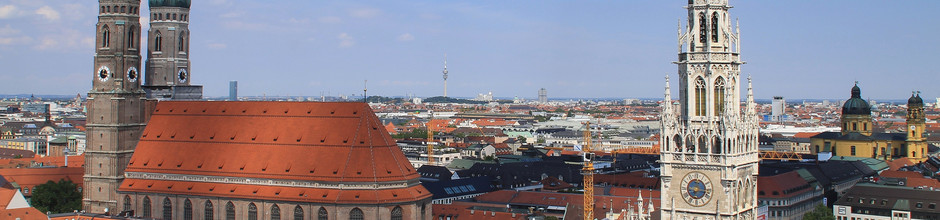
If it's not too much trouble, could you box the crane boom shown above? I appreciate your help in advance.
[582,121,594,220]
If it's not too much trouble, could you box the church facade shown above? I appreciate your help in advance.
[659,0,760,219]
[810,85,928,162]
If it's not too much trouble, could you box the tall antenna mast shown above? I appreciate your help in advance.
[443,53,448,98]
[363,80,368,101]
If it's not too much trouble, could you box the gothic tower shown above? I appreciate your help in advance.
[906,92,927,160]
[84,0,148,213]
[660,0,759,219]
[143,0,203,100]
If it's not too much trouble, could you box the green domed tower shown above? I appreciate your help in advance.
[841,84,873,135]
[143,0,202,100]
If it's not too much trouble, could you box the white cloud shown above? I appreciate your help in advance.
[34,38,57,50]
[0,36,31,45]
[337,33,354,47]
[0,24,20,36]
[208,43,227,49]
[35,6,60,21]
[349,8,381,19]
[397,33,414,41]
[318,16,341,24]
[0,5,18,19]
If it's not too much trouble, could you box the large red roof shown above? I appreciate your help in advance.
[120,101,429,203]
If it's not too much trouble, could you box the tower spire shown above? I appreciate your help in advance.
[747,75,756,115]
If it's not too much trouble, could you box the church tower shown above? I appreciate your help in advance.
[906,92,927,160]
[84,0,148,213]
[660,0,759,219]
[143,0,202,100]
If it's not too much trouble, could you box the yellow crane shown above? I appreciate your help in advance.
[582,121,595,220]
[427,112,435,166]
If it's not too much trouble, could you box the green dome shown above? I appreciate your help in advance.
[149,0,190,8]
[908,93,923,108]
[842,84,871,115]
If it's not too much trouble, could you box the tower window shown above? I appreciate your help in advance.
[714,77,725,116]
[711,12,719,42]
[106,6,110,13]
[127,26,135,48]
[154,32,162,52]
[178,32,186,52]
[121,6,126,13]
[101,26,110,47]
[173,13,177,20]
[698,13,707,43]
[695,77,706,116]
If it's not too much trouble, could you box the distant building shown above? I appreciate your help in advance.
[21,103,49,114]
[811,85,929,161]
[771,96,785,121]
[833,183,940,220]
[229,80,238,101]
[538,88,547,103]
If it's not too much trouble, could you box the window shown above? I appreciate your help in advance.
[851,146,856,156]
[178,32,186,51]
[183,199,192,220]
[143,196,152,218]
[102,26,110,47]
[249,203,258,220]
[714,77,725,116]
[127,26,135,48]
[350,208,364,220]
[698,13,707,43]
[23,188,28,194]
[695,77,706,116]
[154,32,162,52]
[853,123,857,131]
[163,197,173,220]
[711,12,719,42]
[226,202,235,220]
[421,203,427,219]
[391,206,403,220]
[124,196,131,211]
[271,204,281,220]
[205,201,214,220]
[301,206,311,220]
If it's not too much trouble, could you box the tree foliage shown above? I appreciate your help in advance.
[802,204,835,220]
[31,179,82,214]
[392,129,428,139]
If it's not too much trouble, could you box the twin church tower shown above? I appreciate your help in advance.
[85,0,201,212]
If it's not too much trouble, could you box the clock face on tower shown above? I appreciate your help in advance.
[680,172,713,207]
[178,69,187,83]
[97,66,110,81]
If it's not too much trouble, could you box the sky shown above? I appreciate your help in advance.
[0,0,938,100]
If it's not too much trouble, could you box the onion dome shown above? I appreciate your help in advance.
[908,92,924,108]
[842,84,871,115]
[149,0,191,8]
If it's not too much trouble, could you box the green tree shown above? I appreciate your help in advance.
[31,179,82,213]
[802,204,835,220]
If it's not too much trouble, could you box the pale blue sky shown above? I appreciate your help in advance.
[0,0,937,100]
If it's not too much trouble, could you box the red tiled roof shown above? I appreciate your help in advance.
[120,179,430,205]
[0,167,83,197]
[0,207,46,219]
[879,170,923,179]
[120,101,429,203]
[757,171,810,199]
[793,132,821,139]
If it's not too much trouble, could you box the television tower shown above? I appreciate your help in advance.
[442,54,448,97]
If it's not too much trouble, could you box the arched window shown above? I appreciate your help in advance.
[349,208,364,220]
[673,135,683,152]
[712,137,722,154]
[101,26,110,47]
[316,207,328,220]
[205,201,214,220]
[127,26,135,48]
[100,6,104,13]
[391,206,403,220]
[142,196,152,218]
[694,77,707,116]
[698,136,707,153]
[183,199,192,220]
[166,13,171,20]
[249,203,258,220]
[714,77,725,116]
[158,13,163,20]
[106,6,110,13]
[226,202,235,220]
[271,204,281,220]
[298,206,308,220]
[154,32,162,52]
[121,6,126,13]
[711,12,719,42]
[163,198,173,220]
[178,32,186,52]
[123,196,131,211]
[698,13,707,43]
[173,13,177,20]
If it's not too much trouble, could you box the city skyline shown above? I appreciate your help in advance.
[0,0,937,100]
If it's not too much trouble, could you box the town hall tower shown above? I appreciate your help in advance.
[659,0,760,219]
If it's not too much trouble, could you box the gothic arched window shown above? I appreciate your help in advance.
[163,197,172,220]
[178,32,186,52]
[183,199,192,220]
[391,206,403,220]
[101,25,110,47]
[248,203,258,220]
[711,12,720,43]
[271,204,281,220]
[123,196,131,211]
[698,13,707,43]
[714,77,725,116]
[673,135,683,152]
[694,77,707,116]
[298,206,309,220]
[154,32,162,52]
[205,201,214,220]
[698,136,707,153]
[225,202,235,220]
[350,208,364,220]
[127,26,136,48]
[317,207,327,220]
[142,196,152,218]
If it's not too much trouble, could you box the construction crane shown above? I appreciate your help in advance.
[582,121,595,220]
[427,111,435,166]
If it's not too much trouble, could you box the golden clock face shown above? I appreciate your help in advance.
[680,172,712,207]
